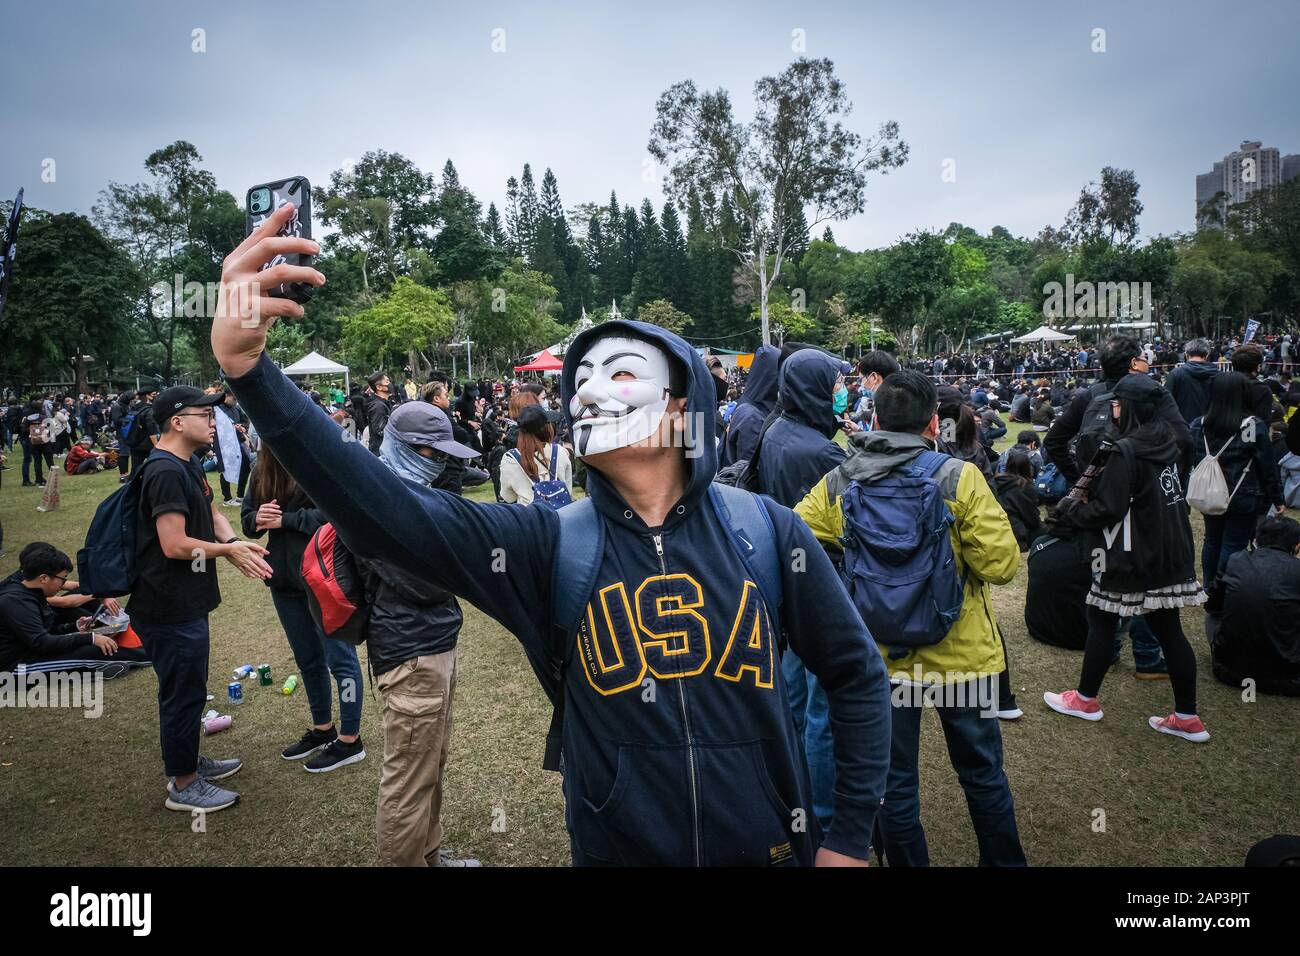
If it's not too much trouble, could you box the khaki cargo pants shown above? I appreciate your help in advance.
[374,650,457,866]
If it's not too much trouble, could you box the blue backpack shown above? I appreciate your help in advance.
[76,453,162,597]
[512,444,573,509]
[1034,462,1069,504]
[839,450,965,651]
[121,411,137,442]
[540,483,782,771]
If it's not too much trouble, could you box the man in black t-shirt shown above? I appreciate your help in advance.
[130,385,272,814]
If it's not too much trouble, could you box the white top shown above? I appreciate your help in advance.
[500,443,573,504]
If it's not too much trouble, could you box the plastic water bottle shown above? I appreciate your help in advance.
[281,675,299,696]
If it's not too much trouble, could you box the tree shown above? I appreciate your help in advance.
[341,276,455,372]
[637,298,693,335]
[1065,167,1144,247]
[93,140,242,380]
[430,159,500,283]
[458,261,562,370]
[2,212,138,391]
[649,57,907,344]
[318,151,435,296]
[759,297,817,345]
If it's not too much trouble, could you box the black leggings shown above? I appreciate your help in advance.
[1079,605,1198,714]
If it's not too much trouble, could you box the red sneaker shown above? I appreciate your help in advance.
[1148,713,1210,743]
[1043,689,1103,721]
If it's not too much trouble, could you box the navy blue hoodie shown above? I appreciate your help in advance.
[224,320,889,866]
[756,349,847,508]
[722,345,780,467]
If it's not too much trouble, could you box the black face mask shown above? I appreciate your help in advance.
[713,375,728,403]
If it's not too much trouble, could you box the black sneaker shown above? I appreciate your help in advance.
[304,737,366,774]
[282,726,337,761]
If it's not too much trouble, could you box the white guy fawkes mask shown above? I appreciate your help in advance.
[570,336,673,459]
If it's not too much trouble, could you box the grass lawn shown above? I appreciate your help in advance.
[1,443,1296,866]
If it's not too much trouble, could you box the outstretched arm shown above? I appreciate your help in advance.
[210,203,556,659]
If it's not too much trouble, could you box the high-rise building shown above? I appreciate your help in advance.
[1196,140,1300,228]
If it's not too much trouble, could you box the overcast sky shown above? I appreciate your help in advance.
[4,0,1298,250]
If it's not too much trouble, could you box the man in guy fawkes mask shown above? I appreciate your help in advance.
[214,206,890,867]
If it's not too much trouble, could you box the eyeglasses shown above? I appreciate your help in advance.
[175,411,216,421]
[46,574,68,587]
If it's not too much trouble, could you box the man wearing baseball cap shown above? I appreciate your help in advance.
[362,401,482,865]
[131,385,274,814]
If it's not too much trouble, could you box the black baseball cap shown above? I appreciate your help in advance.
[154,385,224,418]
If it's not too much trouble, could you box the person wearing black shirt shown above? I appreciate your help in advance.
[131,385,272,815]
[365,372,393,455]
[0,543,124,674]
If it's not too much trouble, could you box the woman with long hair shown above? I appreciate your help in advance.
[1044,374,1210,742]
[499,404,572,504]
[992,448,1041,552]
[241,445,366,771]
[1190,371,1284,589]
[488,390,541,501]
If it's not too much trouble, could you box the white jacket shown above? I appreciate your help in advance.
[500,443,573,505]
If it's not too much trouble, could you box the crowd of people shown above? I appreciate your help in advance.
[3,213,1298,867]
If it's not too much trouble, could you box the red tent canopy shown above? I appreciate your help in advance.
[514,348,564,373]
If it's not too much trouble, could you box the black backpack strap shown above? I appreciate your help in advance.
[544,498,603,771]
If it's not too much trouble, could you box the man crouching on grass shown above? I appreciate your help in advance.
[211,203,891,866]
[127,385,273,814]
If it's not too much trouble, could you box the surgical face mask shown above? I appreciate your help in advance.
[832,386,848,414]
[569,336,673,459]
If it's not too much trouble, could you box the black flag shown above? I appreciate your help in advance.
[0,187,23,324]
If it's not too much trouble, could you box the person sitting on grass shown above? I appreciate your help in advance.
[1209,516,1300,697]
[0,543,144,677]
[996,430,1044,477]
[64,435,107,475]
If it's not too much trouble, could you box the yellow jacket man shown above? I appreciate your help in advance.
[794,369,1026,866]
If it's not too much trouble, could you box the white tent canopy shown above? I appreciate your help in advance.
[282,350,350,394]
[1011,325,1076,344]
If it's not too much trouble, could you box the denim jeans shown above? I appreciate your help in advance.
[1112,615,1165,672]
[878,677,1026,866]
[134,616,210,778]
[1201,511,1259,588]
[781,649,834,832]
[270,588,363,736]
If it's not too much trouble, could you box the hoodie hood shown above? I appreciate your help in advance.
[839,429,933,483]
[1120,420,1179,463]
[735,345,780,417]
[779,349,845,439]
[1182,360,1219,381]
[561,319,716,531]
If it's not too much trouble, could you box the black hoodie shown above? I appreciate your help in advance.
[722,345,779,467]
[756,349,846,508]
[1058,420,1197,593]
[1167,360,1218,424]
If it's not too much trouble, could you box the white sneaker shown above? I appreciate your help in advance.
[996,707,1024,720]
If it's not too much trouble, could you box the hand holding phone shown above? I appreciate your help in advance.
[212,201,324,378]
[246,177,315,304]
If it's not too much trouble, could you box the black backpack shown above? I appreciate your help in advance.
[1069,383,1117,473]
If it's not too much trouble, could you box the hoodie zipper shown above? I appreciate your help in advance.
[653,531,702,866]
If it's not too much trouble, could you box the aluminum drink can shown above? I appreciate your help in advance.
[257,664,272,686]
[227,681,244,705]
